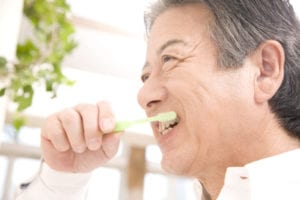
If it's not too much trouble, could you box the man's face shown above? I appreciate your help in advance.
[138,4,257,177]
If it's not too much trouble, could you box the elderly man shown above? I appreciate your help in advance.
[17,0,300,199]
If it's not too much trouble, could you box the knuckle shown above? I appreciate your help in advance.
[102,137,120,158]
[105,146,118,159]
[71,143,86,153]
[83,124,99,136]
[75,103,95,112]
[86,136,102,151]
[71,141,84,148]
[56,143,70,152]
[59,108,80,126]
[43,114,58,129]
[50,129,65,139]
[74,104,101,136]
[42,114,62,138]
[97,101,114,117]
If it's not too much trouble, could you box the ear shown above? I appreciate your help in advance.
[253,40,285,104]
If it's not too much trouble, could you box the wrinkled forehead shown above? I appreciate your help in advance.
[146,4,213,53]
[149,3,211,34]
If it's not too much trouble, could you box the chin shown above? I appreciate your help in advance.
[160,154,189,176]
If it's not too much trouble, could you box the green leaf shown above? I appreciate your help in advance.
[64,78,75,86]
[0,56,7,67]
[0,56,8,76]
[0,88,6,96]
[15,85,34,111]
[45,79,54,92]
[17,40,40,65]
[12,115,26,132]
[6,0,76,130]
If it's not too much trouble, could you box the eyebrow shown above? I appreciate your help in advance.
[142,39,186,70]
[157,39,186,55]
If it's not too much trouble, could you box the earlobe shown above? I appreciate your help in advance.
[254,40,285,104]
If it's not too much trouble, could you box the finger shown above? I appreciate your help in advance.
[97,101,116,133]
[41,114,70,152]
[74,104,102,151]
[58,108,86,153]
[101,133,121,159]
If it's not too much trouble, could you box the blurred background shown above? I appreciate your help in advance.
[0,0,300,199]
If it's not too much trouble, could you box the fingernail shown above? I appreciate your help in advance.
[101,118,114,132]
[88,138,100,150]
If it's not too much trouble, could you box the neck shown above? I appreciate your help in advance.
[197,118,300,200]
[193,159,228,200]
[199,176,223,200]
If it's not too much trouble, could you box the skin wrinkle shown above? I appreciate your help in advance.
[31,1,300,200]
[163,44,203,81]
[157,39,187,55]
[138,3,300,199]
[142,40,186,71]
[152,71,203,175]
[161,70,209,176]
[142,41,200,84]
[146,1,300,138]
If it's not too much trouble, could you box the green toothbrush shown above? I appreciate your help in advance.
[113,111,177,132]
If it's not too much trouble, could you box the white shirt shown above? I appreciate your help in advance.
[17,149,300,200]
[16,164,91,200]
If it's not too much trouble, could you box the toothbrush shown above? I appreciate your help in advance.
[113,111,177,132]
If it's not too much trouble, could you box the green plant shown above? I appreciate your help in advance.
[0,0,76,130]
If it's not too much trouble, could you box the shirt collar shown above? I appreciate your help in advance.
[245,148,300,178]
[194,148,300,200]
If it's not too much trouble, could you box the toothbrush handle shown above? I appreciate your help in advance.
[112,116,158,132]
[113,118,152,132]
[113,121,133,132]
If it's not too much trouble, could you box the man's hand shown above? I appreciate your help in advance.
[40,101,121,173]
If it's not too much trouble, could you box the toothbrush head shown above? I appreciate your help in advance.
[155,111,177,122]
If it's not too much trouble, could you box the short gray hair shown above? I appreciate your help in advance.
[144,0,300,138]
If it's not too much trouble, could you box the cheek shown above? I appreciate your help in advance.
[168,69,251,135]
[169,78,211,139]
[169,73,226,132]
[168,72,210,121]
[194,74,255,137]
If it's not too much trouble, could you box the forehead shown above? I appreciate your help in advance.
[147,3,213,49]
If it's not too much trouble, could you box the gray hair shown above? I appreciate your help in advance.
[145,0,300,138]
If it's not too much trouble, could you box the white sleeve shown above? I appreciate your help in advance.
[16,163,92,200]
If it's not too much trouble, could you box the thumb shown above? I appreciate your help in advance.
[101,133,122,159]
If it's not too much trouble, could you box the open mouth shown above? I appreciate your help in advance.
[158,117,179,135]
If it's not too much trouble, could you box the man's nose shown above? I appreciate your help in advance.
[137,79,167,111]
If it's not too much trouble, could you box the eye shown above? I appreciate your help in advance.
[141,73,150,82]
[162,55,176,63]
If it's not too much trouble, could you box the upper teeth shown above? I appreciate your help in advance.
[159,118,179,135]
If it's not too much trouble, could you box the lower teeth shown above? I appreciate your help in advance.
[161,127,171,135]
